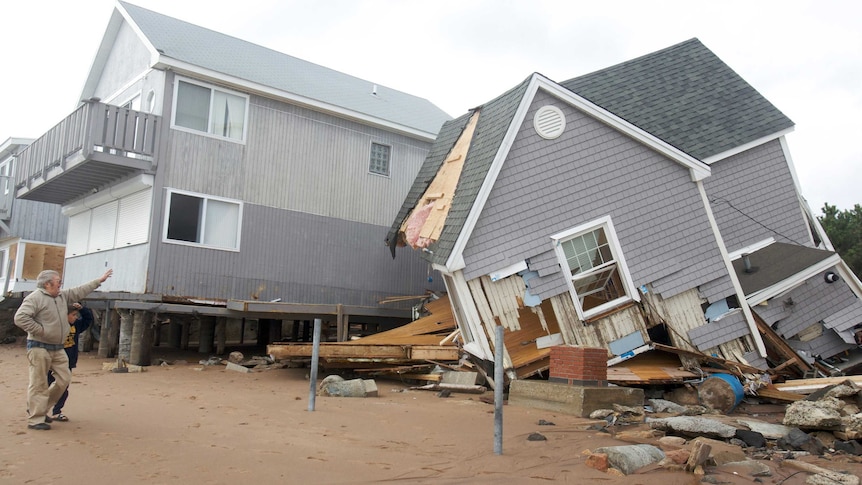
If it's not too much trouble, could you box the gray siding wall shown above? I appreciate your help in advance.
[788,331,855,359]
[5,199,67,243]
[688,309,749,350]
[148,202,442,305]
[93,21,152,102]
[148,79,441,305]
[462,89,729,302]
[772,270,859,338]
[163,94,429,227]
[703,140,812,252]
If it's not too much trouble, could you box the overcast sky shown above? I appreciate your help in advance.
[2,1,859,212]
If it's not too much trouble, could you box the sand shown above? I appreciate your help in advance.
[1,341,859,484]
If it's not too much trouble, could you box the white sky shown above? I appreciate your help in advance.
[2,0,860,212]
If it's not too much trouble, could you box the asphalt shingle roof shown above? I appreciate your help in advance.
[561,38,794,160]
[386,77,532,264]
[120,1,451,136]
[390,39,797,264]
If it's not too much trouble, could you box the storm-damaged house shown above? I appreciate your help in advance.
[12,1,449,356]
[386,38,862,380]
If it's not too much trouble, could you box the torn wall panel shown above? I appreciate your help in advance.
[399,111,481,249]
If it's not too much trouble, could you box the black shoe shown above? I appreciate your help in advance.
[28,422,51,430]
[44,416,53,423]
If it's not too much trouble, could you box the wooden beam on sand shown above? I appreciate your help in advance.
[268,343,458,361]
[774,375,862,394]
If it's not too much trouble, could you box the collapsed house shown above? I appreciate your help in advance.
[385,38,862,381]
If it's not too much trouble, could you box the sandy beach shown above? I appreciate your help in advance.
[1,340,859,484]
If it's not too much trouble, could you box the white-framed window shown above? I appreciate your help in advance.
[369,142,391,176]
[172,77,248,142]
[0,248,7,279]
[0,159,12,196]
[164,189,242,251]
[551,215,638,320]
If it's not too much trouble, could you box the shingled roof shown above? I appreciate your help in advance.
[388,39,798,266]
[386,77,532,264]
[89,2,450,138]
[561,38,794,160]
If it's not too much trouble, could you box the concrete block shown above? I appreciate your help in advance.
[440,371,478,386]
[508,380,644,417]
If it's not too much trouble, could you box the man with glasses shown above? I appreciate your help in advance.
[14,269,112,430]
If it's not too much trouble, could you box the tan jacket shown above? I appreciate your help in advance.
[14,279,102,345]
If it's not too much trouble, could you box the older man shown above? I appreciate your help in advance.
[14,269,112,430]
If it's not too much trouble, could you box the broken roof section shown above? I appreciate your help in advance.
[388,38,787,268]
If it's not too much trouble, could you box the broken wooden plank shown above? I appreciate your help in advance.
[774,375,862,394]
[410,383,487,394]
[755,387,805,402]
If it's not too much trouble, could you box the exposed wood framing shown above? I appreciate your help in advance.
[641,288,702,353]
[399,111,481,249]
[266,297,459,369]
[549,293,645,352]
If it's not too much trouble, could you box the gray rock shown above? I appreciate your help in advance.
[734,429,766,448]
[318,375,377,397]
[777,428,826,455]
[784,399,843,429]
[736,419,793,440]
[589,409,614,419]
[648,398,688,414]
[648,416,737,439]
[527,432,547,441]
[594,444,665,475]
[834,440,862,455]
[843,413,862,434]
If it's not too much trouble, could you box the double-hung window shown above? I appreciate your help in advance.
[552,216,637,320]
[173,78,248,142]
[164,189,242,251]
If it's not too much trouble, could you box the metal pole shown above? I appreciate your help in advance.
[494,324,504,455]
[307,318,322,411]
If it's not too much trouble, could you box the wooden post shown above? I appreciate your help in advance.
[97,309,110,358]
[181,317,192,350]
[168,316,183,348]
[336,304,344,342]
[129,311,153,366]
[291,320,300,341]
[118,309,133,363]
[267,318,282,343]
[198,316,215,354]
[215,317,227,355]
[108,309,120,357]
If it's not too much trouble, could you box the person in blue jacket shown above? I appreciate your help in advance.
[46,302,94,422]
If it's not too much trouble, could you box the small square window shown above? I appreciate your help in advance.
[370,143,391,176]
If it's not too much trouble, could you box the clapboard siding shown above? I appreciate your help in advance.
[148,202,442,306]
[163,94,430,227]
[704,139,812,251]
[462,89,728,302]
[6,199,67,243]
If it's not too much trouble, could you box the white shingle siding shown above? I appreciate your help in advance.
[824,299,862,332]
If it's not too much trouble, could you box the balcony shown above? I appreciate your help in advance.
[15,100,160,205]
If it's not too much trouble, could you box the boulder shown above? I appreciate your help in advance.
[734,429,766,448]
[648,416,737,439]
[783,398,842,429]
[777,428,826,455]
[594,444,665,475]
[736,419,793,440]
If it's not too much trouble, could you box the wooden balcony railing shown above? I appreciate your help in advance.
[14,100,160,199]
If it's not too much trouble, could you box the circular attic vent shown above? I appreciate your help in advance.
[533,105,566,139]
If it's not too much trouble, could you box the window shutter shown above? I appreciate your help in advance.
[116,188,152,247]
[67,211,91,257]
[87,200,118,253]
